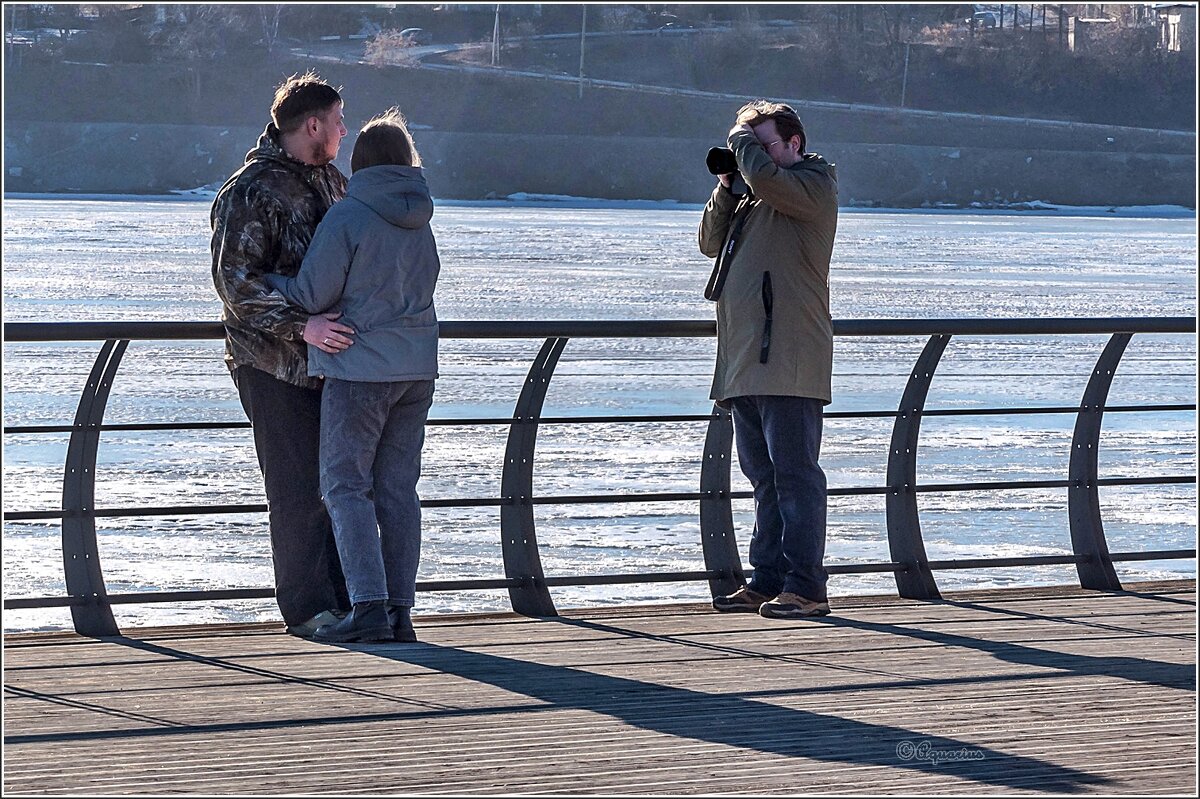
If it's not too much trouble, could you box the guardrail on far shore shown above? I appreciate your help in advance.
[3,317,1196,636]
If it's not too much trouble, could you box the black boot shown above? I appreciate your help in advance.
[313,601,392,643]
[387,605,417,643]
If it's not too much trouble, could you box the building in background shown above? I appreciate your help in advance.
[1155,3,1197,52]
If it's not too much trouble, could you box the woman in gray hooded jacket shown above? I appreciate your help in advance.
[266,108,439,644]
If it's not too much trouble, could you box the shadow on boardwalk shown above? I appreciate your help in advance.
[374,635,1109,792]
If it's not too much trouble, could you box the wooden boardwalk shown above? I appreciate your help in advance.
[3,581,1195,795]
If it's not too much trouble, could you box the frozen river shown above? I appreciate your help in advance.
[2,197,1196,631]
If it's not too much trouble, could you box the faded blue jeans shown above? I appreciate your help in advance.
[730,395,829,602]
[319,378,434,607]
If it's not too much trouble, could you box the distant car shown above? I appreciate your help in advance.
[399,27,433,46]
[656,21,694,34]
[973,11,998,28]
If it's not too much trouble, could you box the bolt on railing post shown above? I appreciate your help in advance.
[61,340,126,636]
[1068,333,1130,591]
[499,337,566,617]
[699,404,744,597]
[885,334,950,600]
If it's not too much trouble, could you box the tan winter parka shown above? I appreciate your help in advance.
[698,128,839,404]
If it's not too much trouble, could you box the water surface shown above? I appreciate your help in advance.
[3,198,1195,631]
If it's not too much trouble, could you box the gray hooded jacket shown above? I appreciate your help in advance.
[266,165,440,382]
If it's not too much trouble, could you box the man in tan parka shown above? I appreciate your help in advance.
[699,100,838,619]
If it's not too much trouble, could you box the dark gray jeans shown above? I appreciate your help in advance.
[319,378,434,607]
[730,395,829,602]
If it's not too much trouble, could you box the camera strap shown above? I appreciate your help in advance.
[704,193,754,302]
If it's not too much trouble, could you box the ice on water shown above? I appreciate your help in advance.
[2,198,1196,631]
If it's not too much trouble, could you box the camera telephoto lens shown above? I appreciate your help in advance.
[706,147,739,176]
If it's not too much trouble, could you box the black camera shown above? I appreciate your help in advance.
[706,147,739,176]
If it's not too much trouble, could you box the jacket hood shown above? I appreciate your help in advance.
[346,165,433,229]
[791,152,837,181]
[246,123,314,173]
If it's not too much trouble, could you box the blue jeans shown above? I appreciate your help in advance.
[730,395,828,601]
[319,378,434,607]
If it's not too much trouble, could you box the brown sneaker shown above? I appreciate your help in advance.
[713,586,775,613]
[758,592,831,619]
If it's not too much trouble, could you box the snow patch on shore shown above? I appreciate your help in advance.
[6,190,1195,219]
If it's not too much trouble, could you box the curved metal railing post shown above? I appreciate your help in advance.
[61,339,127,636]
[1068,333,1131,591]
[499,337,567,616]
[885,334,951,599]
[699,404,743,597]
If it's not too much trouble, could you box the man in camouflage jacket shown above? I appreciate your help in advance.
[210,72,354,635]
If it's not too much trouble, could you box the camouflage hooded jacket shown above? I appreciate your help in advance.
[210,124,348,389]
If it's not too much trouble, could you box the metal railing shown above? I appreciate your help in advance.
[3,317,1196,636]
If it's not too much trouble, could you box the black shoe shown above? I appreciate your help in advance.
[388,605,418,643]
[712,586,775,613]
[285,608,346,639]
[313,601,392,643]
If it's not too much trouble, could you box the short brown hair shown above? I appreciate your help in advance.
[271,71,343,134]
[736,100,807,154]
[350,107,421,173]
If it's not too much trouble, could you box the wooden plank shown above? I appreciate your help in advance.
[3,581,1194,795]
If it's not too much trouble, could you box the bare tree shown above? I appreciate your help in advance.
[258,5,285,56]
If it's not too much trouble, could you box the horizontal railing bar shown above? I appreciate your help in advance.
[5,422,253,434]
[2,578,526,609]
[503,408,1198,423]
[511,414,715,424]
[1110,549,1197,562]
[927,555,1086,569]
[911,475,1197,493]
[823,404,1197,420]
[6,474,1195,522]
[6,405,1193,436]
[1095,476,1198,487]
[4,316,1195,343]
[3,597,88,609]
[4,510,77,521]
[417,578,526,591]
[826,562,906,574]
[2,498,513,520]
[916,404,1196,417]
[421,498,509,508]
[528,491,725,505]
[925,550,1197,570]
[916,479,1078,492]
[540,570,716,587]
[4,505,271,521]
[7,550,1194,610]
[107,588,273,604]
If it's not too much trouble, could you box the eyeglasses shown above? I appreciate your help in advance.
[762,139,784,151]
